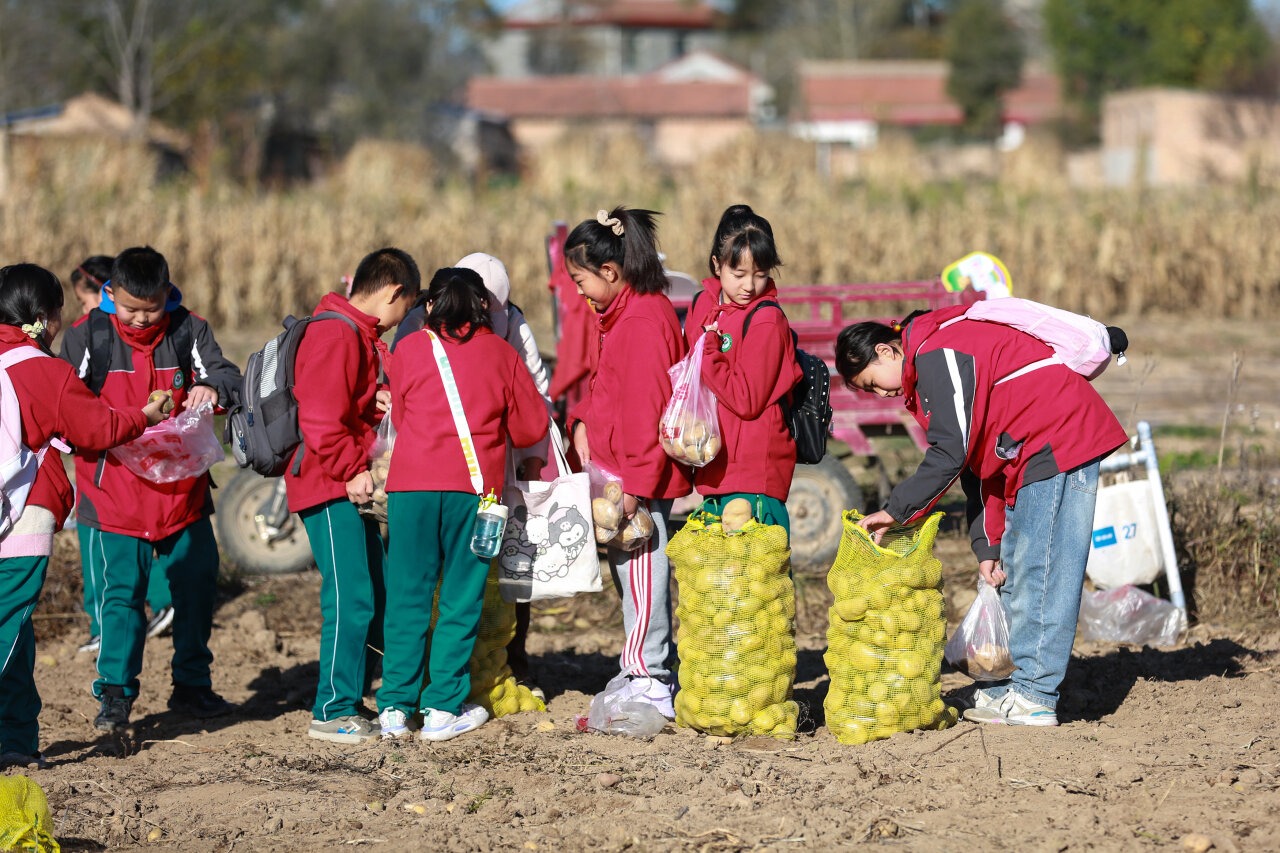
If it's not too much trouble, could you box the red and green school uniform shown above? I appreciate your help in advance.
[685,278,802,535]
[1,327,147,756]
[59,301,242,700]
[380,325,545,717]
[284,293,389,723]
[570,286,692,681]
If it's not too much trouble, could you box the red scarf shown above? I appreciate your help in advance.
[112,314,170,354]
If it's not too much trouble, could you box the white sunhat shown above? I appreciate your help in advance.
[456,252,511,339]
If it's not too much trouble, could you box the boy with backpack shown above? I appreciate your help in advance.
[281,248,419,743]
[59,246,243,732]
[70,254,176,656]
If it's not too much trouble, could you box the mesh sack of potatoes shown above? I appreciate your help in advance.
[425,562,545,717]
[667,510,799,739]
[824,510,958,745]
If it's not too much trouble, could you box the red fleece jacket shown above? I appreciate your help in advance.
[888,304,1128,559]
[571,287,692,500]
[285,293,388,513]
[0,328,147,529]
[685,278,802,500]
[387,326,545,495]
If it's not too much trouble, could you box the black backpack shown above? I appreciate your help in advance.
[741,301,832,465]
[224,312,358,477]
[85,306,194,396]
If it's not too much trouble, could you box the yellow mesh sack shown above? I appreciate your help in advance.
[668,514,799,739]
[0,775,60,853]
[426,562,546,717]
[824,510,959,744]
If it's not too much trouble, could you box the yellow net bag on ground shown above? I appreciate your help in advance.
[668,514,799,739]
[0,775,60,853]
[824,510,959,744]
[427,562,546,717]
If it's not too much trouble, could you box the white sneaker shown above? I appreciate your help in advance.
[419,703,488,742]
[618,676,675,720]
[963,690,1058,726]
[145,606,175,639]
[77,635,101,654]
[378,708,409,740]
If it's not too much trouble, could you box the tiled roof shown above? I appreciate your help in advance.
[467,76,752,118]
[797,60,1060,125]
[506,0,719,29]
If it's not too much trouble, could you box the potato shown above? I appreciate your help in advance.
[685,420,710,443]
[595,524,618,544]
[630,507,655,537]
[970,644,1013,677]
[147,390,175,414]
[721,498,753,532]
[603,482,623,504]
[592,497,622,530]
[703,435,722,460]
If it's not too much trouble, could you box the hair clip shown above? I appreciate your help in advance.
[891,322,903,333]
[596,210,624,236]
[21,319,47,340]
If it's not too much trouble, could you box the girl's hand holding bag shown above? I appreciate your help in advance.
[498,422,603,603]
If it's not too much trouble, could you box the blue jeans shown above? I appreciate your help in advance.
[988,460,1100,710]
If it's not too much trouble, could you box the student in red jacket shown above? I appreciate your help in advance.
[838,307,1128,726]
[567,206,692,719]
[378,267,545,742]
[286,247,420,744]
[685,205,802,535]
[0,264,166,769]
[60,246,243,733]
[68,254,174,656]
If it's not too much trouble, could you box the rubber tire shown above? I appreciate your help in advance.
[787,455,864,574]
[215,469,314,576]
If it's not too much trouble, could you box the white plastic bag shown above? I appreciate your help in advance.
[109,402,224,484]
[1078,585,1185,647]
[944,579,1014,681]
[658,332,721,467]
[580,672,667,738]
[499,424,602,603]
[1086,479,1165,588]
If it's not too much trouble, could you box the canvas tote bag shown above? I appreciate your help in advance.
[498,423,602,603]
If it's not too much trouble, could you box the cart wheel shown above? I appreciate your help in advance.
[787,456,864,574]
[215,470,313,576]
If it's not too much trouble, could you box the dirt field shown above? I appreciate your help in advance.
[9,318,1280,851]
[20,555,1280,853]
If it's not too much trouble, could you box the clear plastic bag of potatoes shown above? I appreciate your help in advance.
[659,333,721,468]
[587,462,656,552]
[358,410,395,523]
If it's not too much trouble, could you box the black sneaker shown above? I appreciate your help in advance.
[0,751,47,770]
[167,684,233,719]
[94,689,133,732]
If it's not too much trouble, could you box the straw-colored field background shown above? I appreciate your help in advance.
[5,129,1279,623]
[3,131,1278,337]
